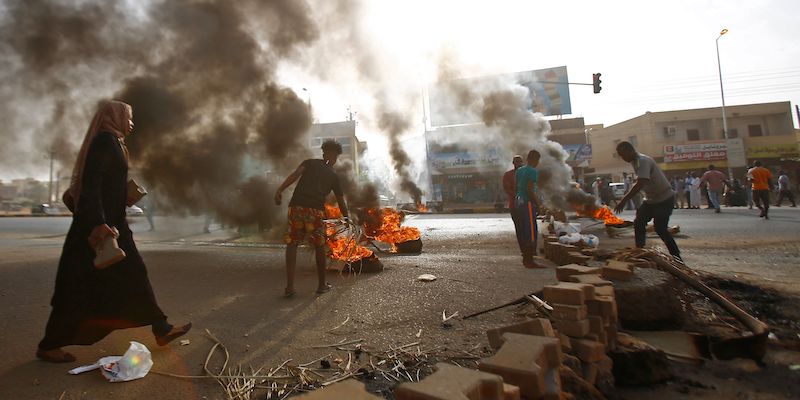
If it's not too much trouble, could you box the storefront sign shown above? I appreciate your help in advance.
[745,143,800,158]
[663,141,727,163]
[562,144,592,163]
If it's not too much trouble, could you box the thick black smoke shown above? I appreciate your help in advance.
[1,0,319,227]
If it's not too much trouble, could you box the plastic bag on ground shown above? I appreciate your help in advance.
[558,232,582,244]
[581,234,600,247]
[68,341,153,382]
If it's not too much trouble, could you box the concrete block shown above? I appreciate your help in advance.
[296,379,381,399]
[593,285,615,298]
[559,333,572,353]
[567,252,593,265]
[567,274,613,287]
[542,368,563,400]
[555,264,603,282]
[395,363,504,400]
[478,333,563,400]
[602,260,634,281]
[606,324,618,350]
[580,361,598,386]
[486,318,556,349]
[553,318,590,337]
[588,316,604,337]
[586,296,617,319]
[551,304,588,321]
[503,383,521,400]
[570,338,606,362]
[543,282,595,306]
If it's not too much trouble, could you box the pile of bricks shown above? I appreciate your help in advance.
[394,318,562,400]
[540,264,620,389]
[543,235,592,266]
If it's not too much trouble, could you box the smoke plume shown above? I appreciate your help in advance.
[1,0,320,227]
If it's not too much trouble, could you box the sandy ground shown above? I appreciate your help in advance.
[0,212,798,399]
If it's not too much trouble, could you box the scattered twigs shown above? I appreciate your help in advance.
[311,338,364,349]
[326,316,350,333]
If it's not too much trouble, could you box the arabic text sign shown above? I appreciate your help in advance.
[663,142,727,163]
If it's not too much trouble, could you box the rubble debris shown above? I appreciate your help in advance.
[478,333,563,399]
[294,379,381,399]
[416,274,437,282]
[609,333,672,386]
[395,363,506,400]
[486,318,556,350]
[613,267,682,330]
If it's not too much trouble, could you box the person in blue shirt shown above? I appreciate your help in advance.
[515,150,544,268]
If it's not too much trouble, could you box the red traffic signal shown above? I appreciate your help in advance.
[592,73,602,94]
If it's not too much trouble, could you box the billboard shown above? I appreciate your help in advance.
[663,141,727,163]
[562,144,592,164]
[428,66,572,127]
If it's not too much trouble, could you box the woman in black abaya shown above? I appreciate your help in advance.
[36,100,190,363]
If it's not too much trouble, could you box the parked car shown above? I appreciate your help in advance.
[609,183,626,200]
[126,205,144,216]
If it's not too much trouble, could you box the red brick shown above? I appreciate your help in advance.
[570,338,606,362]
[553,318,590,337]
[551,304,588,321]
[555,264,603,282]
[542,368,563,400]
[567,274,613,287]
[297,379,382,399]
[559,332,572,352]
[543,282,595,306]
[478,333,563,400]
[486,318,556,349]
[395,363,504,400]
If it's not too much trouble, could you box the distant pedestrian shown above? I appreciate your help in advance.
[515,150,544,268]
[503,155,525,258]
[699,165,727,213]
[614,141,682,261]
[591,177,601,199]
[748,161,773,219]
[38,100,190,364]
[672,175,686,209]
[274,140,349,297]
[689,172,702,209]
[623,172,636,210]
[775,170,796,207]
[684,172,693,209]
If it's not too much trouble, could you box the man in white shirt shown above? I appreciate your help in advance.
[614,141,682,261]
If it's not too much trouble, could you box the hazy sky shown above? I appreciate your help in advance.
[2,0,799,182]
[285,0,800,128]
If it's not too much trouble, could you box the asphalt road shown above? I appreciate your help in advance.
[0,207,798,399]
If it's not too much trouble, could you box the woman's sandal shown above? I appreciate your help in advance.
[155,322,192,346]
[36,348,76,363]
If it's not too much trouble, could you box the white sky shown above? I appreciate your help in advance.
[289,0,800,129]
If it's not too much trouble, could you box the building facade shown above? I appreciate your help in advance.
[589,101,800,184]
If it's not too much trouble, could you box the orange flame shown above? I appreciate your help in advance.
[417,203,428,213]
[592,206,627,225]
[367,207,421,252]
[324,204,373,262]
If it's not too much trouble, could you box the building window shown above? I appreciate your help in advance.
[687,129,700,141]
[748,125,763,137]
[727,128,738,138]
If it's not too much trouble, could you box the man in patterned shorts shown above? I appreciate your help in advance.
[274,140,349,297]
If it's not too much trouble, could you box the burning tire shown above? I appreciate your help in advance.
[343,255,384,273]
[396,238,423,254]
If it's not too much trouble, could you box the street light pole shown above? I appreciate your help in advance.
[715,28,733,179]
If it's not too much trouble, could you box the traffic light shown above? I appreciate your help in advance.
[592,73,602,94]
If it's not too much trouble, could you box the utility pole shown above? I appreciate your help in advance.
[47,148,55,203]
